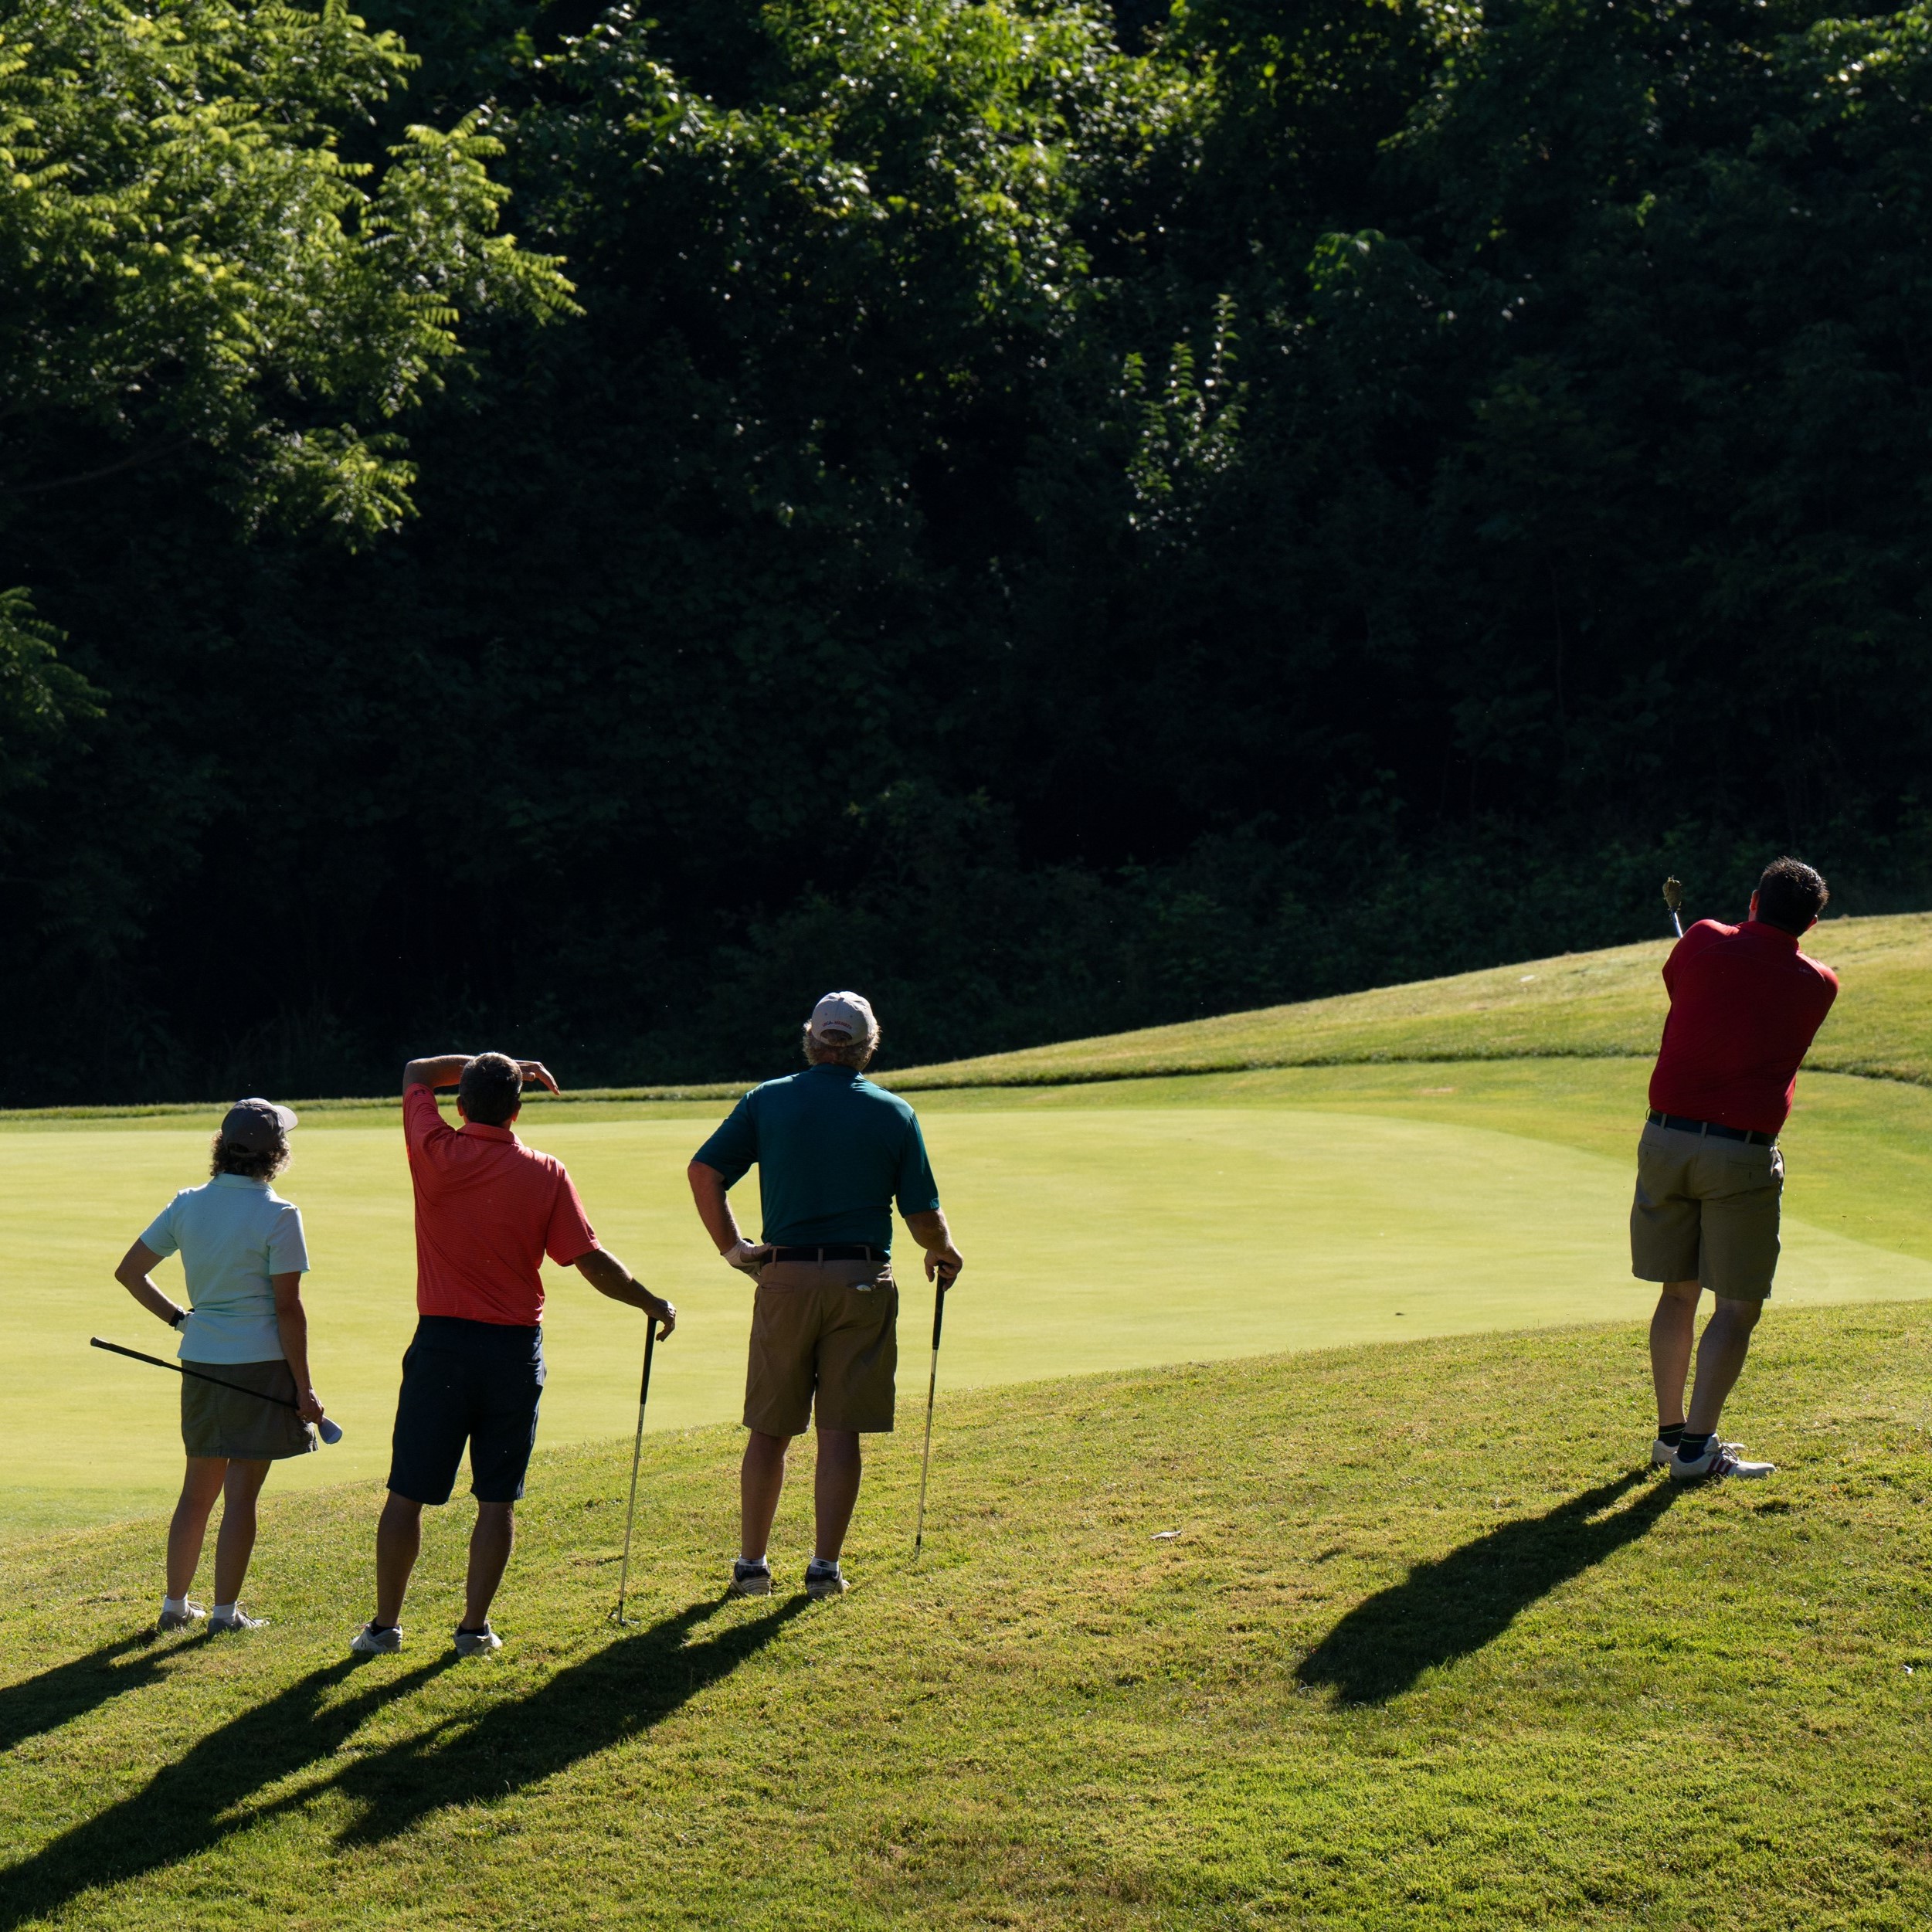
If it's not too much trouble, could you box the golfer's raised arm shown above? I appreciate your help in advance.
[403,1053,560,1096]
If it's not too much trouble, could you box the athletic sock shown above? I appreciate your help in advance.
[213,1602,236,1619]
[161,1595,187,1617]
[1657,1422,1686,1448]
[1677,1431,1713,1462]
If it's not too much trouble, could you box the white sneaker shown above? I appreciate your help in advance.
[1651,1435,1741,1467]
[729,1559,772,1598]
[804,1559,848,1601]
[453,1622,502,1657]
[155,1600,205,1635]
[209,1607,268,1633]
[351,1621,403,1655]
[1672,1440,1775,1482]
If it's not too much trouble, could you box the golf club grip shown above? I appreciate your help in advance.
[639,1317,657,1401]
[931,1278,948,1350]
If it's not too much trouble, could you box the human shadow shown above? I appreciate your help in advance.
[0,1595,806,1922]
[0,1657,444,1929]
[332,1593,809,1845]
[0,1635,169,1756]
[1296,1472,1679,1705]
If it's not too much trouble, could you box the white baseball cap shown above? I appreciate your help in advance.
[807,990,877,1044]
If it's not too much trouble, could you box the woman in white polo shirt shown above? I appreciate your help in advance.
[113,1098,329,1635]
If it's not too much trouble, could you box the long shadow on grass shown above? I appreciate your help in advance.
[0,1635,171,1755]
[0,1658,445,1928]
[1296,1472,1678,1705]
[331,1593,808,1846]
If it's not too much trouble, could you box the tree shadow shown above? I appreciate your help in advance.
[0,1594,806,1923]
[331,1593,809,1845]
[1296,1472,1679,1705]
[0,1635,170,1756]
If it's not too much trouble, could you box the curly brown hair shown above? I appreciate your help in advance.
[803,1026,879,1072]
[209,1130,290,1182]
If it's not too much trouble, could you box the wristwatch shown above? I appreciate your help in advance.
[171,1306,188,1330]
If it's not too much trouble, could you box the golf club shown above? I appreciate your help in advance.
[1662,876,1685,939]
[90,1336,343,1443]
[912,1272,952,1560]
[609,1312,660,1625]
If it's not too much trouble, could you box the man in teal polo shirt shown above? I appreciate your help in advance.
[688,990,963,1599]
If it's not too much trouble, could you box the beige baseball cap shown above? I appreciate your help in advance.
[807,990,877,1044]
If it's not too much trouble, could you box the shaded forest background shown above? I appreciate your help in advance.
[3,0,1929,1103]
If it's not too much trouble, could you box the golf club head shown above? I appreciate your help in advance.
[1662,876,1683,914]
[318,1417,344,1445]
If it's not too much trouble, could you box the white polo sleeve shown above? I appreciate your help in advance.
[267,1204,311,1275]
[138,1193,184,1260]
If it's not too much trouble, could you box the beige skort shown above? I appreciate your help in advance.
[1629,1119,1785,1301]
[743,1257,898,1436]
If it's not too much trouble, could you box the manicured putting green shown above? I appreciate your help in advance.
[8,1064,1932,1538]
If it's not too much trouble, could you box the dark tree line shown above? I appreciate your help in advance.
[2,0,1927,1103]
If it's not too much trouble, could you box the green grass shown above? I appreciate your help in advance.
[4,1306,1930,1929]
[882,910,1932,1088]
[14,1064,1932,1539]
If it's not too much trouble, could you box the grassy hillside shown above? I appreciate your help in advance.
[4,1308,1930,1930]
[7,912,1926,1119]
[882,911,1932,1090]
[16,1061,1932,1539]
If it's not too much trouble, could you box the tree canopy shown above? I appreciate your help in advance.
[4,0,1929,1102]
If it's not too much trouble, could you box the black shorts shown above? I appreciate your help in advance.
[386,1316,545,1506]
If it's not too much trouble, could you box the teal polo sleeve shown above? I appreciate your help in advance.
[894,1115,940,1217]
[139,1193,185,1259]
[693,1093,759,1187]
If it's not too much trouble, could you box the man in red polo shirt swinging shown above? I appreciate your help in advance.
[351,1051,674,1658]
[1634,857,1838,1482]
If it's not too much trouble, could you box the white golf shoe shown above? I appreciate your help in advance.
[154,1600,206,1636]
[351,1621,403,1655]
[729,1559,772,1598]
[804,1558,848,1601]
[453,1622,502,1658]
[209,1607,269,1633]
[1671,1439,1775,1482]
[1651,1435,1740,1467]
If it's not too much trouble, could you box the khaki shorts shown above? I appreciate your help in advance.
[1629,1121,1785,1301]
[181,1357,317,1461]
[743,1258,898,1436]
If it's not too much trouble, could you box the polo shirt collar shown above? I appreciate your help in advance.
[807,1064,861,1083]
[459,1122,520,1143]
[1744,918,1800,951]
[209,1173,268,1190]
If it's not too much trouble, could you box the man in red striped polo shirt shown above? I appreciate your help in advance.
[1633,857,1838,1482]
[351,1051,674,1658]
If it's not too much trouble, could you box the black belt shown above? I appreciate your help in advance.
[766,1244,888,1264]
[1647,1110,1776,1147]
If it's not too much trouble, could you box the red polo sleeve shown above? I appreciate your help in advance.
[403,1083,460,1189]
[544,1167,598,1265]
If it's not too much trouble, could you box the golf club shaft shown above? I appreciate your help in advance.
[1671,911,1684,939]
[612,1318,657,1622]
[912,1278,949,1559]
[92,1335,302,1413]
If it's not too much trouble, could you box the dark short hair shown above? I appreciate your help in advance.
[459,1051,524,1126]
[1756,856,1828,935]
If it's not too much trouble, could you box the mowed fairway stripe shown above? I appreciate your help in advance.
[6,1104,1929,1537]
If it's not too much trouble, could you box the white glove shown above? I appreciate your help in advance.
[721,1239,769,1275]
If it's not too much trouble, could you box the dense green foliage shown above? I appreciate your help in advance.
[4,0,1930,1102]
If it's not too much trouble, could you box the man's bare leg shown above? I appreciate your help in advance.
[374,1491,423,1626]
[813,1428,862,1563]
[1686,1295,1763,1435]
[166,1457,229,1599]
[741,1431,790,1560]
[212,1458,272,1604]
[1650,1280,1701,1428]
[463,1501,515,1628]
